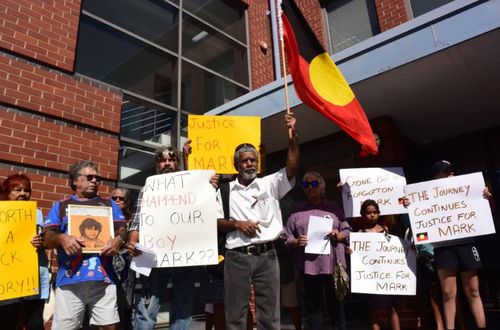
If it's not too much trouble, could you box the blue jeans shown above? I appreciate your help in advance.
[134,268,196,330]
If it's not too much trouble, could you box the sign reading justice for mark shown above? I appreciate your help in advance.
[188,115,261,174]
[350,232,416,295]
[405,172,495,245]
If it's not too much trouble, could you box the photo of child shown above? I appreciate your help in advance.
[79,218,105,249]
[67,205,113,254]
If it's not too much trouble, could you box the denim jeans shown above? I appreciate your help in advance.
[224,248,280,330]
[134,267,195,330]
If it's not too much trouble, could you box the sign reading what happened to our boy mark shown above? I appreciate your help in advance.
[405,172,495,245]
[0,201,39,300]
[139,170,218,268]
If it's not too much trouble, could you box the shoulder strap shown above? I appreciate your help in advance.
[58,198,72,221]
[220,181,230,219]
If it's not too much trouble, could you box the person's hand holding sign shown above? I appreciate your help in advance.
[59,233,85,256]
[100,237,122,257]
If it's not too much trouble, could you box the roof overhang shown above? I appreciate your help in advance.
[206,0,500,153]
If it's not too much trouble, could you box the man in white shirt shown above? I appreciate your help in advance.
[217,112,299,329]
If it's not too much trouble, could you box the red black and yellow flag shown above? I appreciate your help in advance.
[281,0,378,156]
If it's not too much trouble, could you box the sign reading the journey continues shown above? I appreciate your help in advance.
[350,232,416,295]
[0,201,39,300]
[340,167,407,217]
[188,115,261,174]
[405,172,495,245]
[138,170,218,268]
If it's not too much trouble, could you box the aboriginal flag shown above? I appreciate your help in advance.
[281,0,378,156]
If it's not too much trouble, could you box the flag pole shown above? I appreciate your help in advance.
[277,0,292,139]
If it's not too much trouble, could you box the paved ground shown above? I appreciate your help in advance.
[153,309,500,329]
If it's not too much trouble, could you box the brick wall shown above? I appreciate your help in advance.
[247,0,326,89]
[0,0,122,211]
[0,0,81,72]
[0,163,118,215]
[375,0,411,32]
[247,0,274,88]
[0,54,121,132]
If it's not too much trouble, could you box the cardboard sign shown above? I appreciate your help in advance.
[340,167,407,217]
[350,232,416,295]
[405,172,495,245]
[188,115,261,174]
[139,170,218,267]
[67,205,114,254]
[0,201,39,300]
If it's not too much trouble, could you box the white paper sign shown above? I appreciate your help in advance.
[304,216,333,255]
[350,232,416,295]
[139,170,218,267]
[405,172,495,245]
[130,243,157,276]
[340,167,407,218]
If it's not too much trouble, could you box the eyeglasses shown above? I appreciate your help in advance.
[81,174,102,182]
[111,196,125,202]
[302,180,320,188]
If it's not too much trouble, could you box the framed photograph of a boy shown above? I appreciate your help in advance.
[67,205,114,254]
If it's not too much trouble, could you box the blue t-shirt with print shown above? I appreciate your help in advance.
[44,195,126,288]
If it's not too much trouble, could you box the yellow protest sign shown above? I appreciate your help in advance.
[0,201,39,300]
[188,115,261,174]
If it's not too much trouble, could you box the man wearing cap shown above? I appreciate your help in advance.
[127,145,218,330]
[43,160,127,330]
[431,160,491,330]
[217,112,299,329]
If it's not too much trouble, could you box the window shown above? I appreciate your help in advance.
[183,0,247,42]
[183,15,248,85]
[83,0,179,52]
[408,0,454,18]
[75,0,249,191]
[326,0,380,53]
[76,15,179,106]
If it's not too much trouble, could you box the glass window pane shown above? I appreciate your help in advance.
[76,15,178,105]
[121,95,176,143]
[327,0,380,53]
[409,0,454,17]
[183,0,246,42]
[183,16,248,85]
[118,142,156,186]
[82,0,179,52]
[181,61,247,114]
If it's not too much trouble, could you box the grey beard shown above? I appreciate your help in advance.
[241,169,257,181]
[160,167,175,174]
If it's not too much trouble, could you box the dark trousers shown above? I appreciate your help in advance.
[303,274,346,330]
[224,249,280,330]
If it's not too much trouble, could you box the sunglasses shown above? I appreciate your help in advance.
[302,180,320,188]
[111,196,125,202]
[82,174,102,182]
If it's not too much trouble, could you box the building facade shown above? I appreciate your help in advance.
[1,0,500,325]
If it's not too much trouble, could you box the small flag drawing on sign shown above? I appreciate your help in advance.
[416,232,429,242]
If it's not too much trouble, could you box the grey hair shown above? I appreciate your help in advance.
[233,144,259,167]
[302,171,326,196]
[154,146,179,173]
[69,160,98,190]
[111,187,130,200]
